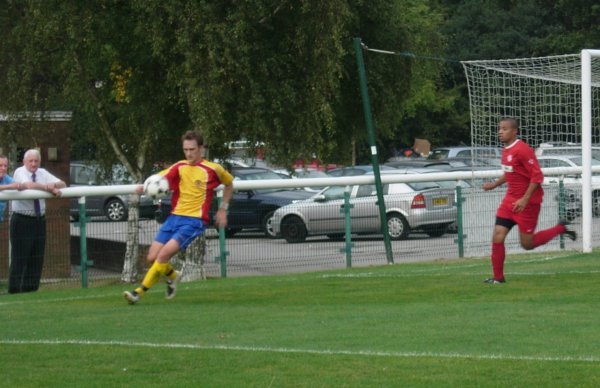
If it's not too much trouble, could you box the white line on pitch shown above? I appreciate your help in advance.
[1,339,598,363]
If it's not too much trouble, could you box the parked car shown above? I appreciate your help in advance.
[327,164,396,177]
[155,167,313,237]
[427,146,502,160]
[70,161,156,222]
[272,169,457,243]
[535,142,600,160]
[276,168,330,192]
[537,154,600,216]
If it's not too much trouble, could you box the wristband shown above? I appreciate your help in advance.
[220,203,229,211]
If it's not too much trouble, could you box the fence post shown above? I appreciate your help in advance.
[558,178,565,249]
[77,197,93,288]
[353,37,394,264]
[341,186,353,268]
[215,191,229,278]
[455,186,465,258]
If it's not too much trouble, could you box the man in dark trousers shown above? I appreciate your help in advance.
[9,149,65,293]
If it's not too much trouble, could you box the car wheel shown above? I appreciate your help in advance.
[262,211,276,238]
[280,215,307,243]
[423,223,449,238]
[105,198,127,222]
[387,212,409,240]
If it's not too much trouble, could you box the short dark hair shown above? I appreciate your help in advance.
[500,117,519,130]
[181,130,204,146]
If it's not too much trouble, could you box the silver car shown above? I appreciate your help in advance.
[272,170,457,243]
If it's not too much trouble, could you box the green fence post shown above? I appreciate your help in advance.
[558,178,565,249]
[353,37,394,264]
[455,185,465,258]
[340,186,354,268]
[214,192,229,278]
[77,197,93,288]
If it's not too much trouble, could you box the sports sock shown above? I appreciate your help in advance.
[532,224,566,248]
[165,263,177,281]
[136,261,171,294]
[491,242,505,280]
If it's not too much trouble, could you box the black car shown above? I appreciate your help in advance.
[155,167,313,237]
[70,161,157,222]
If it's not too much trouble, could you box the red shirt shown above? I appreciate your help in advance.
[501,139,544,205]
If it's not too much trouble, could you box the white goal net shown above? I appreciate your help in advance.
[462,54,600,152]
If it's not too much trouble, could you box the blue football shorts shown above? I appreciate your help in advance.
[155,214,205,250]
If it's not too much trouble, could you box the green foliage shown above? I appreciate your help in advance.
[3,0,599,167]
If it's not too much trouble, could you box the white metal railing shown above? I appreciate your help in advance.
[0,165,597,251]
[0,166,596,199]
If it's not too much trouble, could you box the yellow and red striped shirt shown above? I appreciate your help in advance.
[160,160,233,222]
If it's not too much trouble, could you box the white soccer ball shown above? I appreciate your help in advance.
[143,174,170,199]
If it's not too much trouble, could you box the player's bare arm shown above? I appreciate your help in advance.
[482,175,506,191]
[512,182,539,212]
[214,182,233,228]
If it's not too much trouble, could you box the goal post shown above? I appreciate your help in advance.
[581,49,600,252]
[462,51,600,252]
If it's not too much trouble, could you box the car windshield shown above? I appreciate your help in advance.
[407,181,442,191]
[427,149,450,160]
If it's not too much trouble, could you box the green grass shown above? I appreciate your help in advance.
[2,251,600,387]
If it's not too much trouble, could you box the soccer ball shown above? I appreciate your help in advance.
[143,174,170,199]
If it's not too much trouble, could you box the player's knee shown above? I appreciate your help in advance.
[521,242,535,250]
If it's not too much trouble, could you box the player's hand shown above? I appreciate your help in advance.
[214,208,228,228]
[512,197,528,212]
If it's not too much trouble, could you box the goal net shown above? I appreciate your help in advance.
[461,54,600,153]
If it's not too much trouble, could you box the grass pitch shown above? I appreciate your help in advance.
[1,251,600,387]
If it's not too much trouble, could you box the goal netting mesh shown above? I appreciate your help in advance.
[462,54,600,153]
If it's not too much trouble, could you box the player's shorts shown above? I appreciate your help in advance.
[155,214,205,250]
[496,200,541,234]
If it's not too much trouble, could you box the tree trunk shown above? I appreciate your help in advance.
[121,194,140,283]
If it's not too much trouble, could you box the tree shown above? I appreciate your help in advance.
[135,0,447,165]
[1,0,450,280]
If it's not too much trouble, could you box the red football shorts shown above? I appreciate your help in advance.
[496,199,541,234]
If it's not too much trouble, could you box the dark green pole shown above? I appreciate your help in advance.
[78,197,93,288]
[216,193,229,278]
[455,186,464,258]
[342,186,353,268]
[353,37,394,264]
[558,179,565,249]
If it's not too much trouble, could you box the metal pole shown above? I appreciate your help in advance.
[455,186,464,258]
[342,186,353,268]
[215,191,229,278]
[353,37,394,264]
[581,49,596,253]
[559,179,565,249]
[78,197,93,288]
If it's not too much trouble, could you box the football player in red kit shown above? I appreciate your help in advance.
[481,118,576,283]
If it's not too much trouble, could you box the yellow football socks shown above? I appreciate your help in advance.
[135,261,173,296]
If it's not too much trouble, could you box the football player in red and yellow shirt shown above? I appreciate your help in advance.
[124,130,233,304]
[482,118,576,284]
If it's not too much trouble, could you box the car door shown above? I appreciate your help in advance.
[304,186,348,233]
[350,184,382,232]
